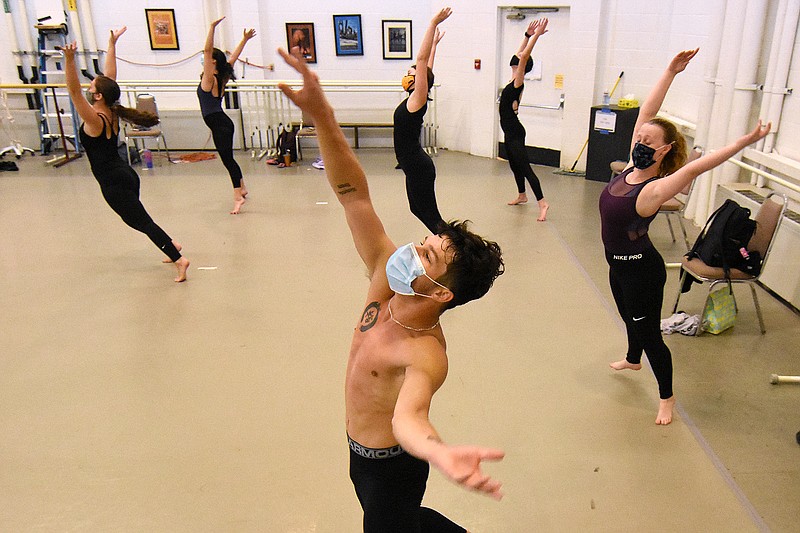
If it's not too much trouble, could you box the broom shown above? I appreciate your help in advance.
[554,71,624,176]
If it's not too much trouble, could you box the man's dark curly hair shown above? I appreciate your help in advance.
[434,220,504,311]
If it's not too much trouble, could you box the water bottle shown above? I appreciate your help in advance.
[142,149,153,169]
[602,91,610,109]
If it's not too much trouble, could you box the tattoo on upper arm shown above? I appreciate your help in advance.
[426,435,443,443]
[337,182,357,195]
[359,301,380,332]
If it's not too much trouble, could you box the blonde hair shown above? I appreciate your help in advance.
[649,117,687,176]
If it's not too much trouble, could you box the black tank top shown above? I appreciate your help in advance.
[197,82,223,118]
[79,113,127,176]
[393,98,427,159]
[499,81,523,127]
[599,168,660,255]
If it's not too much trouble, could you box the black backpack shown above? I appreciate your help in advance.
[275,123,299,162]
[686,199,761,278]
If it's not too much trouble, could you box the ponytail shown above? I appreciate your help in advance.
[111,104,159,128]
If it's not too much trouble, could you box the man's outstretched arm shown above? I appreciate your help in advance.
[277,48,394,276]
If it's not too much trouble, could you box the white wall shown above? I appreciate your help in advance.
[2,0,800,177]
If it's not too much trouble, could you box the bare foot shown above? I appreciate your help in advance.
[656,396,676,425]
[508,194,528,206]
[173,256,190,282]
[162,241,183,263]
[240,181,249,198]
[609,359,642,371]
[231,193,246,215]
[537,199,550,221]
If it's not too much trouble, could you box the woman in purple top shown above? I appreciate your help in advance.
[199,18,255,214]
[599,48,770,425]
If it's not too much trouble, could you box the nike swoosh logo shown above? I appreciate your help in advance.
[632,316,646,322]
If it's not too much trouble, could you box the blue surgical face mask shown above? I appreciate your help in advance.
[385,243,450,297]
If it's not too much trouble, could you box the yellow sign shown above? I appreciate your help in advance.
[554,74,564,90]
[67,0,77,11]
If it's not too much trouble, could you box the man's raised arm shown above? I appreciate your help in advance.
[277,48,394,276]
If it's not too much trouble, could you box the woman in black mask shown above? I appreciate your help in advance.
[393,8,450,233]
[599,48,770,425]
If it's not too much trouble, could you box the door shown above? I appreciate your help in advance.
[497,6,569,165]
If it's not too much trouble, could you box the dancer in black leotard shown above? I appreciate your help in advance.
[62,28,189,282]
[200,17,255,214]
[499,18,550,221]
[393,9,450,234]
[599,48,770,425]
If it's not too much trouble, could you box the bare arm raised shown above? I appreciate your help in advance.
[201,18,224,92]
[627,48,698,158]
[277,48,394,277]
[512,18,548,88]
[62,42,103,136]
[637,121,771,216]
[407,7,452,113]
[228,27,256,67]
[104,27,126,81]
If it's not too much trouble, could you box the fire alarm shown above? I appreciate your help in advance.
[474,59,481,70]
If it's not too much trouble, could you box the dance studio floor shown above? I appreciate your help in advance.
[1,149,798,532]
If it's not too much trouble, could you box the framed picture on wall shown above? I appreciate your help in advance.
[286,22,317,63]
[333,14,363,56]
[382,20,412,60]
[145,9,180,50]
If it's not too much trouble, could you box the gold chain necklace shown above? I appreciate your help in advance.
[387,299,440,332]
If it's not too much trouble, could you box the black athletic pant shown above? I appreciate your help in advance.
[502,122,544,200]
[606,246,673,399]
[398,149,444,234]
[98,167,181,262]
[203,111,243,188]
[349,446,465,533]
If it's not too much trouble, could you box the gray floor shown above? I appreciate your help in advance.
[0,148,798,532]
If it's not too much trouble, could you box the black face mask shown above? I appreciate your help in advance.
[631,142,657,169]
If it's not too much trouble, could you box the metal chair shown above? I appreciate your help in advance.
[672,192,788,334]
[124,94,170,165]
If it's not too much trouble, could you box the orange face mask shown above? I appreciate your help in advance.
[401,75,415,92]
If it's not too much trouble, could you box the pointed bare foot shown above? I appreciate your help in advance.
[230,194,246,214]
[162,241,183,263]
[173,256,189,282]
[609,359,642,371]
[656,396,676,425]
[537,199,550,221]
[508,194,528,206]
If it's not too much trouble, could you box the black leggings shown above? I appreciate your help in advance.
[503,122,544,200]
[398,149,443,234]
[98,167,181,262]
[349,443,465,533]
[606,246,672,399]
[203,111,243,188]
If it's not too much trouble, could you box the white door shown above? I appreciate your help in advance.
[496,6,570,162]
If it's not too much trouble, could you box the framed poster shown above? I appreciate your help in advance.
[145,9,179,50]
[382,20,412,60]
[333,14,363,56]
[286,22,317,63]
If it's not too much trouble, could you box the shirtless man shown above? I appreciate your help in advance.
[278,46,506,532]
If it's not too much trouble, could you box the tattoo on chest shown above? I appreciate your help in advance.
[359,301,380,332]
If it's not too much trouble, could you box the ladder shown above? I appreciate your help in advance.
[36,23,82,163]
